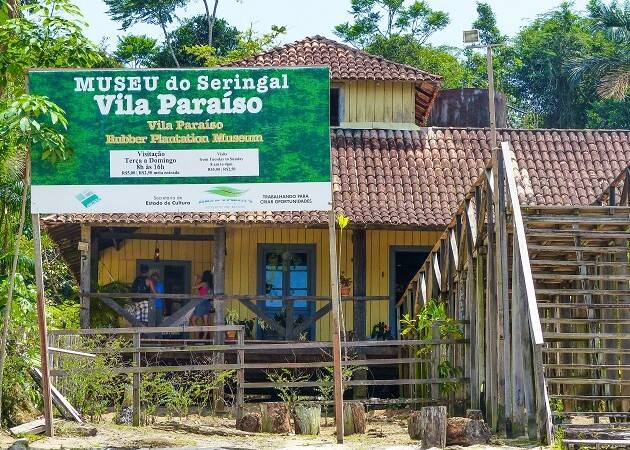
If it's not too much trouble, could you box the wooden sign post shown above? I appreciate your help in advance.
[32,214,54,437]
[327,210,344,443]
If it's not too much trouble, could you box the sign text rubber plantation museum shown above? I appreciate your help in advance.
[29,67,332,214]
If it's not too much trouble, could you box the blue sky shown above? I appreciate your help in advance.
[76,0,591,51]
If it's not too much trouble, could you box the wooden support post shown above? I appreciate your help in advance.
[466,229,478,409]
[475,251,486,413]
[32,214,54,437]
[132,332,141,427]
[213,226,226,412]
[79,225,91,329]
[328,210,344,443]
[213,227,226,343]
[431,322,440,400]
[485,173,498,432]
[510,238,526,437]
[236,328,245,421]
[515,247,538,440]
[495,152,511,436]
[352,229,367,339]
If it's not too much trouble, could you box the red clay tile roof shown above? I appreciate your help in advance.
[224,35,442,124]
[43,128,630,230]
[225,35,442,84]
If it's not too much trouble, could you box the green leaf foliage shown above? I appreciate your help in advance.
[114,34,158,68]
[152,15,239,67]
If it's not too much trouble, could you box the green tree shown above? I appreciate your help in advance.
[570,0,630,100]
[508,2,611,128]
[334,0,449,48]
[104,0,188,67]
[114,34,158,67]
[334,1,460,86]
[366,34,465,88]
[0,0,100,425]
[186,24,286,67]
[152,15,239,67]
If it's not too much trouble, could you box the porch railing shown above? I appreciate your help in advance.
[85,292,390,340]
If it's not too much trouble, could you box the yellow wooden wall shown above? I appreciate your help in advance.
[343,80,416,125]
[97,226,442,341]
[98,226,214,288]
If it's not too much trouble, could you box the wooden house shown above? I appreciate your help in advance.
[44,36,630,344]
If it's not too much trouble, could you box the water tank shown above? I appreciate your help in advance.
[428,88,507,128]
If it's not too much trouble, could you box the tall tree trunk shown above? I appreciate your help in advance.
[159,18,179,68]
[0,162,29,424]
[201,0,219,47]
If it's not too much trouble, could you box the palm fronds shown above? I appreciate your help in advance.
[569,0,630,99]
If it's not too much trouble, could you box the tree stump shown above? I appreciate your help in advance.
[408,411,423,440]
[260,402,291,434]
[408,406,447,448]
[465,409,483,420]
[293,403,321,435]
[237,412,262,433]
[343,402,366,435]
[447,417,491,445]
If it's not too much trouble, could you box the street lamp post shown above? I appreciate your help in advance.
[463,29,499,151]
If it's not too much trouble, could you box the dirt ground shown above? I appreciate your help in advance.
[2,410,544,450]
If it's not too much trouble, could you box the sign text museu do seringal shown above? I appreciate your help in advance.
[29,67,331,214]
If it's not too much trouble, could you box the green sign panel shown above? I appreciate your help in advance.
[29,67,331,213]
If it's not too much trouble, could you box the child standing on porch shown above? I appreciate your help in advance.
[190,270,213,339]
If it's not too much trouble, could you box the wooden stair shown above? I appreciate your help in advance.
[524,206,630,444]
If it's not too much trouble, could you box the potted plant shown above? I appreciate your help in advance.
[370,321,392,340]
[237,317,255,339]
[340,272,352,296]
[224,309,240,340]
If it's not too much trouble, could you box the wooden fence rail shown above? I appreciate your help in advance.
[48,323,470,425]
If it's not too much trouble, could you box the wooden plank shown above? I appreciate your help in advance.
[545,378,630,385]
[485,170,498,432]
[544,364,630,370]
[48,347,95,358]
[525,216,630,225]
[529,245,629,253]
[30,368,83,423]
[160,299,200,327]
[239,297,285,335]
[510,239,526,437]
[543,333,630,340]
[533,273,630,281]
[98,296,144,327]
[49,325,242,336]
[526,230,630,240]
[536,289,630,296]
[292,302,332,336]
[243,377,469,389]
[530,260,630,267]
[236,329,244,421]
[98,231,214,241]
[10,419,46,436]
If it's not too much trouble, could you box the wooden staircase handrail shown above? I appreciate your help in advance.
[499,142,544,346]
